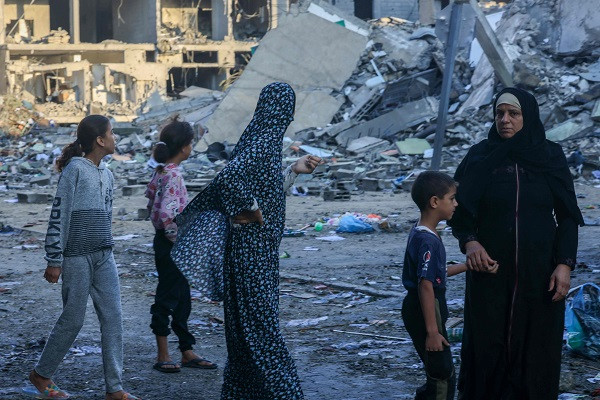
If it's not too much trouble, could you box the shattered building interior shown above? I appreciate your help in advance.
[0,0,450,120]
[0,0,272,120]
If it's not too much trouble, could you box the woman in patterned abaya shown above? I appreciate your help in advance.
[214,82,319,399]
[174,82,319,399]
[448,87,583,399]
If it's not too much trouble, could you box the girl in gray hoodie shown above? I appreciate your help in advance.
[24,115,140,400]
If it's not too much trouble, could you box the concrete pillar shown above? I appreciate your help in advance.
[0,49,8,94]
[155,0,161,43]
[212,0,228,40]
[218,48,234,82]
[0,0,5,44]
[70,0,80,43]
[270,0,278,29]
[227,0,234,39]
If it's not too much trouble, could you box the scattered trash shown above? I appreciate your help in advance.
[113,234,141,241]
[331,329,411,344]
[279,251,291,259]
[315,235,346,241]
[303,247,320,251]
[565,283,600,359]
[286,316,329,328]
[283,229,306,237]
[336,215,374,233]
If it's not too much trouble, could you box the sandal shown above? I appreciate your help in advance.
[153,361,181,373]
[106,392,141,400]
[181,357,218,369]
[22,383,70,399]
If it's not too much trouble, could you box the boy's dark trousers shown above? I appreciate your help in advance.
[402,289,455,400]
[150,229,196,352]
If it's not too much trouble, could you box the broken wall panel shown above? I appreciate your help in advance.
[4,0,51,41]
[112,0,158,43]
[233,0,270,39]
[200,9,369,150]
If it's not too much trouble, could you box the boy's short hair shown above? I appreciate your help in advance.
[411,171,456,211]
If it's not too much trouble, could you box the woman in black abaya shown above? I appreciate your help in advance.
[449,87,583,399]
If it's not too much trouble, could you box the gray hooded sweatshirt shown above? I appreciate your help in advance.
[44,157,114,266]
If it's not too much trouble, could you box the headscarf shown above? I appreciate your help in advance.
[230,82,296,160]
[453,87,583,226]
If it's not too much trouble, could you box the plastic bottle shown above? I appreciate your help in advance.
[447,327,463,343]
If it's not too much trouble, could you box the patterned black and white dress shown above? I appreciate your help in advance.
[177,82,304,399]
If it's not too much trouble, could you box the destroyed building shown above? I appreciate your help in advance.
[0,0,292,121]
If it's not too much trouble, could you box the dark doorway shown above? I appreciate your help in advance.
[354,0,373,19]
[50,0,70,32]
[80,0,114,43]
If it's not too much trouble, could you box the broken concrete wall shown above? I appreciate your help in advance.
[232,0,271,39]
[4,0,51,41]
[211,0,229,40]
[553,0,600,56]
[511,0,599,57]
[325,0,355,17]
[458,10,527,113]
[373,0,418,20]
[112,0,158,43]
[162,0,199,31]
[198,7,369,150]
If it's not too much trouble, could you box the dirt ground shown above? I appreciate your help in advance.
[1,181,599,399]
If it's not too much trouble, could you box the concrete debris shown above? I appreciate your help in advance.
[198,5,370,151]
[2,0,600,207]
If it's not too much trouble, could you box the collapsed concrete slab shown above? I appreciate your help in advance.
[335,97,438,147]
[197,9,369,151]
[552,0,600,56]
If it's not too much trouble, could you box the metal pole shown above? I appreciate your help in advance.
[430,1,463,171]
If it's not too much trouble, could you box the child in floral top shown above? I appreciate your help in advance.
[145,117,217,373]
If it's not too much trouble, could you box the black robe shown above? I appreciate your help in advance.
[449,88,581,399]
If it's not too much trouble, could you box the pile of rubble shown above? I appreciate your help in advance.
[1,0,599,205]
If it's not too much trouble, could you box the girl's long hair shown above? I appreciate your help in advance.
[153,115,195,172]
[56,115,110,172]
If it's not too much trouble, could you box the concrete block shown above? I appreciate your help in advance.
[336,97,438,147]
[122,185,147,196]
[546,118,594,141]
[396,138,431,155]
[17,192,52,204]
[360,178,381,192]
[592,100,600,122]
[137,208,150,220]
[346,136,389,154]
[30,175,51,186]
[333,169,356,179]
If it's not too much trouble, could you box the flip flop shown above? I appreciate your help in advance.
[181,357,218,369]
[22,384,70,399]
[152,361,181,373]
[107,392,142,400]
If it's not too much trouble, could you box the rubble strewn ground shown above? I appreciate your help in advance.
[1,0,600,398]
[1,189,600,399]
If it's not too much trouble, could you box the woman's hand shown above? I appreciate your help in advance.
[425,332,449,352]
[549,264,571,302]
[465,241,498,272]
[232,209,264,225]
[291,155,323,175]
[44,266,62,283]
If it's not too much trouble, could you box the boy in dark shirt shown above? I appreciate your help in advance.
[401,171,497,400]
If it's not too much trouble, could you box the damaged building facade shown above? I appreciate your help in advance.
[0,0,287,121]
